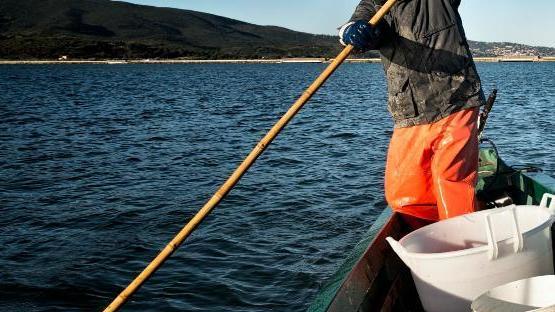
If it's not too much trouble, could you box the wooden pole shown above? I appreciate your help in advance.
[103,1,397,310]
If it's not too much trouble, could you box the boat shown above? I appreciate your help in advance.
[307,142,555,312]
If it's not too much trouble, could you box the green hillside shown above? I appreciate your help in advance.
[0,0,344,59]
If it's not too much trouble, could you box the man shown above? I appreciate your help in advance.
[339,0,485,225]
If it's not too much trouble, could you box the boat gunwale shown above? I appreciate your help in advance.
[324,209,407,312]
[306,208,401,312]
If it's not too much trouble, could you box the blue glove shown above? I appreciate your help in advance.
[339,20,383,52]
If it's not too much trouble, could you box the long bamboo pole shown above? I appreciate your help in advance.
[103,1,397,310]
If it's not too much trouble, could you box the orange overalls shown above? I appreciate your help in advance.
[384,107,479,222]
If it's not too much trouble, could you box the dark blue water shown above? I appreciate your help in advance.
[1,62,553,311]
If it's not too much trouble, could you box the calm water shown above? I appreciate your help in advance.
[1,62,553,311]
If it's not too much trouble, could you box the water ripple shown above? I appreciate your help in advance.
[0,62,553,311]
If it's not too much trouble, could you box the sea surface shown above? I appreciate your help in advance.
[1,62,554,311]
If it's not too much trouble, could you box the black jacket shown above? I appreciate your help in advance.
[350,0,485,128]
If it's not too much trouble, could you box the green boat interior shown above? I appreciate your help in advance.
[308,143,555,312]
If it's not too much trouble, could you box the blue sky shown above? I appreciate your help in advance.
[125,0,555,47]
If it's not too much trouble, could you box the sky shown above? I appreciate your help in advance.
[125,0,555,48]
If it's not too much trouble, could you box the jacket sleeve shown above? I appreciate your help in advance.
[349,0,388,22]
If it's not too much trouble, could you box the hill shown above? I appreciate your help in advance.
[0,0,345,59]
[0,0,553,60]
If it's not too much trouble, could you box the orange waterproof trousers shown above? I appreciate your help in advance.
[385,108,479,221]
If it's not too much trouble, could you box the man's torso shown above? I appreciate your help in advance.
[352,0,486,128]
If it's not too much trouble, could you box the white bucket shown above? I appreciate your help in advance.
[386,193,555,312]
[472,275,555,312]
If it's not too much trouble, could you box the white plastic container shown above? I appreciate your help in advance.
[386,193,555,312]
[472,275,555,312]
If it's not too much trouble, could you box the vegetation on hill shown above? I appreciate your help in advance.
[0,0,350,59]
[0,0,553,60]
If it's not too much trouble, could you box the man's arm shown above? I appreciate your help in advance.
[350,0,388,23]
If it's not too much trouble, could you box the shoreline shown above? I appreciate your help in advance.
[1,56,554,65]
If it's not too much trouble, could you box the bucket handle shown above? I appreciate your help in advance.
[386,237,412,268]
[485,206,524,260]
[540,193,555,215]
